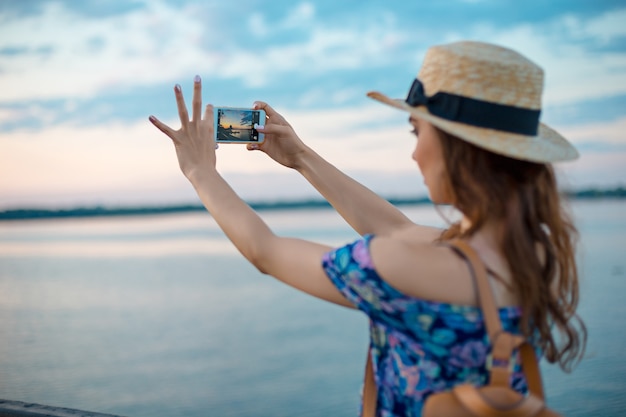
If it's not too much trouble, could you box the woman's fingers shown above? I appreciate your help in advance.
[253,101,278,119]
[255,123,290,136]
[175,84,190,131]
[149,115,179,143]
[202,103,214,137]
[151,78,218,149]
[192,75,202,125]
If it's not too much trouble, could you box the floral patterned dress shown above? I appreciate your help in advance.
[322,234,531,417]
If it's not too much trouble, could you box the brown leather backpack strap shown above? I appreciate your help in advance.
[362,351,377,417]
[448,240,516,387]
[447,239,546,399]
[520,342,546,400]
[447,239,503,340]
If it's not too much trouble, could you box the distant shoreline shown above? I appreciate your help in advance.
[0,187,624,221]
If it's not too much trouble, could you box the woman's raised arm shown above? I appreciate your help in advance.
[149,77,353,309]
[248,101,415,237]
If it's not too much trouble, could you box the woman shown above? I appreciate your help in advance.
[149,41,586,416]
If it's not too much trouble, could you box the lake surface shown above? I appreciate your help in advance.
[0,200,624,416]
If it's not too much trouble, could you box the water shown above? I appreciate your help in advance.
[0,201,624,416]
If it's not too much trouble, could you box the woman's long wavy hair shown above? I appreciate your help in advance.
[436,129,586,372]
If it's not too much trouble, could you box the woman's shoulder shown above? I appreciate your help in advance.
[368,230,516,307]
[370,233,463,285]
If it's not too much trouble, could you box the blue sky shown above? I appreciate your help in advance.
[0,0,625,208]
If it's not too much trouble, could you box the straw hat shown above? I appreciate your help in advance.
[367,41,578,163]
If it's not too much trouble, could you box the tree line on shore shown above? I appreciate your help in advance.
[1,186,624,221]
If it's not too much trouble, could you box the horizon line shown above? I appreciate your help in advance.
[1,186,625,221]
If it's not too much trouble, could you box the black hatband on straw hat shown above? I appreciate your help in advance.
[405,79,541,136]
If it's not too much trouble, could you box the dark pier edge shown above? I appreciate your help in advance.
[0,400,127,417]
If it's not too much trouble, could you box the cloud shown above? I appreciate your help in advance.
[573,8,626,43]
[282,2,315,29]
[554,116,626,152]
[182,5,409,89]
[247,13,268,38]
[454,9,626,105]
[2,1,624,111]
[0,0,409,102]
[0,1,213,102]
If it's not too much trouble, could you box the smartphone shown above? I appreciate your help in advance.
[214,107,266,144]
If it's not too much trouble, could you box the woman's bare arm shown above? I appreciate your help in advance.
[149,78,353,308]
[249,101,415,237]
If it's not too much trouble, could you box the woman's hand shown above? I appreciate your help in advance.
[149,76,216,185]
[247,101,310,170]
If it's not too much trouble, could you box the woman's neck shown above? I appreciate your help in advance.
[460,216,512,277]
[460,216,503,253]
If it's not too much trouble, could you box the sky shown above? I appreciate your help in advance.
[0,0,625,209]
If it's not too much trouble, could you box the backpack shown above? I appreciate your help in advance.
[362,240,561,417]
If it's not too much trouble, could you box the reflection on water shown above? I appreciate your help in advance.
[0,202,624,416]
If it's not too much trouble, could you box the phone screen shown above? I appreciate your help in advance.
[215,108,264,143]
